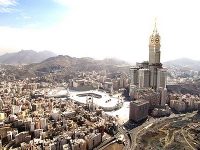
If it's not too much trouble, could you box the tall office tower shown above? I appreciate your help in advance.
[160,87,167,106]
[129,99,149,122]
[149,20,162,90]
[138,69,150,88]
[157,68,167,90]
[130,67,139,85]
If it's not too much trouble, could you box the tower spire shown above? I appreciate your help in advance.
[153,18,157,34]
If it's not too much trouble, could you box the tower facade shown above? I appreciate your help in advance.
[149,21,161,65]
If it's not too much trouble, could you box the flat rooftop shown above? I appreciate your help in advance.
[131,99,149,106]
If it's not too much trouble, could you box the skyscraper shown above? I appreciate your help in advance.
[157,68,167,90]
[129,20,167,95]
[129,99,150,122]
[149,20,161,65]
[138,69,150,88]
[149,20,163,90]
[130,67,139,85]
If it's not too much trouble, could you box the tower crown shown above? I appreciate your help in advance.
[149,19,160,46]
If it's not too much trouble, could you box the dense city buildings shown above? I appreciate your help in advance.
[169,93,200,113]
[0,80,122,150]
[1,21,200,150]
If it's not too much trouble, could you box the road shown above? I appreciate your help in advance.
[98,112,197,150]
[94,126,131,150]
[181,127,196,150]
[131,122,154,150]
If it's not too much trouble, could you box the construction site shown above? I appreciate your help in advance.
[135,112,200,150]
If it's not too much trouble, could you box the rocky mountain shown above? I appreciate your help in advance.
[27,55,130,75]
[0,50,57,65]
[0,54,130,80]
[163,58,200,71]
[102,58,128,66]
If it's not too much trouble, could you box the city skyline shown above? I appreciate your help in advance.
[0,0,200,63]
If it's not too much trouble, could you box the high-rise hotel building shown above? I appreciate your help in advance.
[130,21,167,94]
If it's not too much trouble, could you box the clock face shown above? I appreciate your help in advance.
[155,38,159,43]
[151,38,154,43]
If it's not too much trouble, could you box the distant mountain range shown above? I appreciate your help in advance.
[0,50,57,65]
[163,58,200,71]
[0,52,130,80]
[27,55,130,75]
[1,50,200,73]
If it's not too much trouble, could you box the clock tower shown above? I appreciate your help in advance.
[149,20,162,90]
[149,20,161,65]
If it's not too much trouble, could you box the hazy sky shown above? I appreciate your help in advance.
[0,0,199,63]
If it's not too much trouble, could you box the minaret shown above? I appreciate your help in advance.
[149,19,161,65]
[149,19,162,90]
